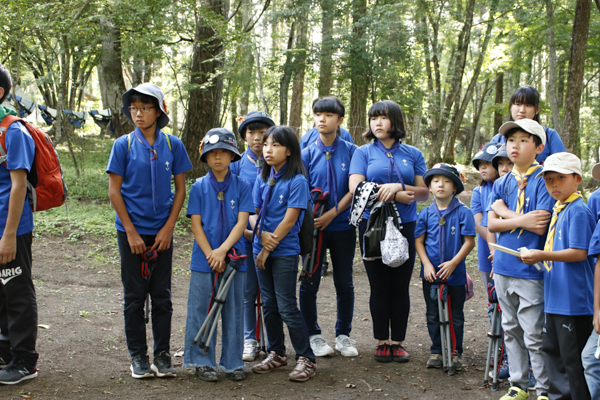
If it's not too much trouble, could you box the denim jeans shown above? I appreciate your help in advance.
[183,270,245,372]
[422,280,465,355]
[582,330,600,399]
[255,255,315,362]
[299,229,356,337]
[117,230,173,357]
[244,245,260,341]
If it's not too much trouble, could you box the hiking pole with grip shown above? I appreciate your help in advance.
[299,188,329,283]
[484,283,503,391]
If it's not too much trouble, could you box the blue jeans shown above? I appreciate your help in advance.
[244,245,260,341]
[422,280,465,355]
[299,229,356,337]
[582,330,600,399]
[255,255,315,362]
[183,270,245,372]
[117,230,173,357]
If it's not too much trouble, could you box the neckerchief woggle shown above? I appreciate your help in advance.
[133,127,163,213]
[543,192,582,272]
[207,169,233,243]
[246,149,264,176]
[316,135,339,211]
[256,164,288,241]
[510,162,541,237]
[431,196,461,266]
[373,139,406,191]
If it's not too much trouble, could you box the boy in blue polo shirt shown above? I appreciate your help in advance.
[230,111,275,362]
[521,152,594,400]
[300,97,353,149]
[300,96,359,358]
[487,119,554,400]
[184,128,254,382]
[415,163,475,370]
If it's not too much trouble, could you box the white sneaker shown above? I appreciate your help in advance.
[243,339,260,361]
[309,335,335,357]
[335,335,359,357]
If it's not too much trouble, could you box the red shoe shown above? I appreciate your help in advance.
[374,344,392,363]
[391,344,410,363]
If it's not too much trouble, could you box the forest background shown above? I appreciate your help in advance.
[1,0,599,181]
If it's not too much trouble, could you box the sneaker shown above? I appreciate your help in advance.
[195,366,218,382]
[426,353,442,369]
[391,344,410,363]
[227,368,246,381]
[309,335,334,357]
[499,386,528,400]
[537,395,549,400]
[451,353,462,370]
[151,351,176,378]
[288,357,316,382]
[130,354,154,379]
[252,351,287,374]
[0,359,38,385]
[489,359,510,381]
[0,351,12,369]
[243,339,260,362]
[528,369,536,390]
[374,344,392,363]
[335,335,358,357]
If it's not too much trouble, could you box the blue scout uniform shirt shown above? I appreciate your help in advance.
[231,150,262,248]
[415,202,476,286]
[588,189,600,222]
[0,121,35,236]
[485,171,554,279]
[491,127,565,164]
[186,174,254,273]
[544,198,594,316]
[300,127,354,149]
[106,129,193,235]
[301,139,357,231]
[349,141,427,223]
[471,181,494,272]
[253,173,308,257]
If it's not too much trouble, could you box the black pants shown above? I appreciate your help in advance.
[0,232,37,366]
[359,220,416,342]
[542,313,592,400]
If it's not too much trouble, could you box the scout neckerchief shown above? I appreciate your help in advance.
[510,162,541,237]
[316,135,339,211]
[246,149,264,175]
[133,127,162,213]
[0,106,17,120]
[373,139,406,191]
[431,196,461,264]
[256,164,289,241]
[207,169,233,243]
[543,192,582,272]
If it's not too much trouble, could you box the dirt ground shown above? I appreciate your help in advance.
[0,173,537,400]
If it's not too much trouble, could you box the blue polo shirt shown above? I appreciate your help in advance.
[300,127,354,149]
[0,121,35,236]
[231,150,263,247]
[253,173,308,257]
[486,171,554,279]
[588,189,600,222]
[106,129,193,235]
[471,181,494,272]
[186,173,254,273]
[545,199,594,315]
[491,126,565,164]
[415,202,476,286]
[349,141,427,223]
[301,138,357,231]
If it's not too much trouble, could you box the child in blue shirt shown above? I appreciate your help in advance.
[106,83,192,379]
[521,152,594,400]
[300,97,354,149]
[250,126,317,382]
[588,162,600,221]
[184,128,253,382]
[487,119,553,399]
[230,111,275,362]
[299,96,358,358]
[415,163,475,370]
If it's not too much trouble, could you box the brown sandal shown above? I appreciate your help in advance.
[251,351,287,374]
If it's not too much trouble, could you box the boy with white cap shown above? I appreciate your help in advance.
[521,152,594,400]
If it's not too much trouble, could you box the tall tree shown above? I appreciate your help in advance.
[289,20,309,133]
[348,0,369,143]
[545,0,561,133]
[318,0,335,96]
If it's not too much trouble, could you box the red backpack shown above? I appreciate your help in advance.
[0,115,67,212]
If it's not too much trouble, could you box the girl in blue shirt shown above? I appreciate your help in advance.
[349,100,429,363]
[251,126,316,382]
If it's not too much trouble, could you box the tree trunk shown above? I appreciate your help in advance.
[318,0,334,97]
[466,79,491,159]
[493,71,504,135]
[562,0,591,157]
[289,21,308,134]
[348,0,368,144]
[255,47,269,114]
[279,22,296,125]
[545,0,562,134]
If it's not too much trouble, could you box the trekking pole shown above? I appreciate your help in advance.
[442,284,456,376]
[433,282,447,370]
[299,189,329,283]
[141,247,158,324]
[256,287,266,353]
[483,283,503,390]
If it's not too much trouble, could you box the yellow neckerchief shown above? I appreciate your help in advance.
[543,192,582,272]
[510,162,541,237]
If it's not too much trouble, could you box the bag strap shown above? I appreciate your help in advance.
[0,115,26,165]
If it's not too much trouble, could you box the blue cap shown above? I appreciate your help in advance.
[200,128,242,163]
[423,163,464,194]
[473,142,502,170]
[238,111,275,140]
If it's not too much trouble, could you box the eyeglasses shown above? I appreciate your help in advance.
[129,106,155,114]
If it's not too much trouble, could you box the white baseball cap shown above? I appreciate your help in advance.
[536,152,582,178]
[498,119,546,146]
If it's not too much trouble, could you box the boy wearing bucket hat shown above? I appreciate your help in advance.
[519,152,595,399]
[486,119,554,399]
[415,163,475,370]
[230,111,274,362]
[106,83,192,379]
[184,128,254,381]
